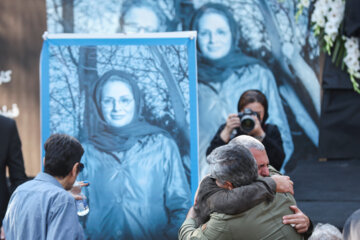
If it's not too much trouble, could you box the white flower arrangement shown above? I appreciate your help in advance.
[344,37,360,92]
[296,0,360,93]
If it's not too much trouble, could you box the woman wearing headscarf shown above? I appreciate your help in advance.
[207,90,285,170]
[190,3,293,177]
[79,70,191,240]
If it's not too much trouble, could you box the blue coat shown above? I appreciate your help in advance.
[80,133,191,240]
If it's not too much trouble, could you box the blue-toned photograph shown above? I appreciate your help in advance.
[41,35,197,239]
[46,0,321,177]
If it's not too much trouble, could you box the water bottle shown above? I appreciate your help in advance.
[73,181,90,216]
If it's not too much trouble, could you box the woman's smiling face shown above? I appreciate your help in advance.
[197,11,232,60]
[100,79,135,127]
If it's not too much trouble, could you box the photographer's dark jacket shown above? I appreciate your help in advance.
[206,123,285,170]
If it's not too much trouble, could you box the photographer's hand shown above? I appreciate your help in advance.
[220,113,240,143]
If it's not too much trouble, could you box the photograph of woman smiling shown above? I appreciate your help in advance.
[190,3,293,177]
[79,70,191,239]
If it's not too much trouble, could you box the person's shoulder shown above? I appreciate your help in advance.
[268,165,281,175]
[209,212,230,220]
[0,115,15,130]
[272,191,296,207]
[11,178,72,204]
[264,123,280,133]
[46,184,75,208]
[27,176,72,200]
[265,123,278,129]
[12,178,34,193]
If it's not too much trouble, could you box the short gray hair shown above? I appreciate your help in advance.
[343,209,360,240]
[309,223,342,240]
[229,135,265,151]
[207,144,258,187]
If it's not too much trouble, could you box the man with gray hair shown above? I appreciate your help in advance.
[179,144,303,239]
[229,135,275,177]
[228,135,312,236]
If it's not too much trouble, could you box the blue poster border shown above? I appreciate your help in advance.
[40,33,199,201]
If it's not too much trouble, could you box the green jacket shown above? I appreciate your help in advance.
[179,193,303,240]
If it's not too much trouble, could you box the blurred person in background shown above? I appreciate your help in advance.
[0,115,27,229]
[308,223,342,240]
[343,209,360,240]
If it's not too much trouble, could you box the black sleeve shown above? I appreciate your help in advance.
[195,176,276,222]
[344,0,360,37]
[263,124,285,171]
[206,124,227,156]
[303,219,314,239]
[207,177,276,215]
[6,119,28,193]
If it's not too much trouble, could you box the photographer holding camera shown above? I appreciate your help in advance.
[206,90,285,170]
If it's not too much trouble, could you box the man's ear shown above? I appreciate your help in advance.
[224,181,234,190]
[71,162,79,177]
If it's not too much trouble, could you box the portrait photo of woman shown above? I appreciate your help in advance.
[190,3,293,177]
[118,0,164,33]
[79,70,191,239]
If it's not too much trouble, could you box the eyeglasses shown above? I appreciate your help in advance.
[122,22,158,33]
[101,97,134,109]
[78,162,84,173]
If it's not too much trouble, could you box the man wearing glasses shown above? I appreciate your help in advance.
[2,134,85,240]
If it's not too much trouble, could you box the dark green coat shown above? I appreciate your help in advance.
[179,193,303,240]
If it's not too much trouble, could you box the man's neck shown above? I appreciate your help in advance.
[55,176,71,190]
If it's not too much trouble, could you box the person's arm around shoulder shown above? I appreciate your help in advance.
[206,177,276,215]
[283,205,313,238]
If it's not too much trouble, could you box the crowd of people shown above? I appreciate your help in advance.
[1,90,360,239]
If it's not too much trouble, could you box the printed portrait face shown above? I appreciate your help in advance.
[101,80,135,127]
[122,6,160,33]
[197,11,232,60]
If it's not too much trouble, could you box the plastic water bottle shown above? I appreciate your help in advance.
[76,194,89,216]
[73,181,90,216]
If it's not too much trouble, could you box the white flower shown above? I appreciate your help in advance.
[344,37,360,77]
[345,37,359,51]
[324,22,338,41]
[301,0,310,8]
[308,0,360,85]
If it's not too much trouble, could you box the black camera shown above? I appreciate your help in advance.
[238,108,260,132]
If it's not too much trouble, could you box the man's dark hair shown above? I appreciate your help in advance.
[44,134,84,178]
[207,144,258,187]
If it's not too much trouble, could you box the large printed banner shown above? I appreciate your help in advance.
[47,0,321,177]
[40,32,198,239]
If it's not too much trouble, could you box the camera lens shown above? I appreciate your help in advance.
[241,116,255,132]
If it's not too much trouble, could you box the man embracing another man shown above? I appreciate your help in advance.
[179,135,310,240]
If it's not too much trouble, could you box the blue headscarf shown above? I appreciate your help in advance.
[190,3,263,86]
